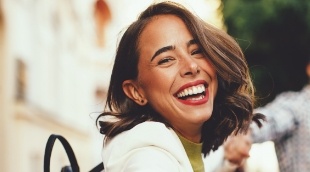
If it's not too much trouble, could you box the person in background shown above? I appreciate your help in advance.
[96,1,264,172]
[222,57,310,172]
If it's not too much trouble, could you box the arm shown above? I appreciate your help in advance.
[205,92,299,172]
[251,93,299,143]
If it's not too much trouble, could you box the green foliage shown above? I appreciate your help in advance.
[222,0,310,106]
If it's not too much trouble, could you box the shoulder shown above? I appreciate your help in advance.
[261,90,299,108]
[102,121,192,171]
[268,87,309,108]
[275,85,310,102]
[254,88,306,116]
[103,121,179,153]
[301,84,310,96]
[127,121,173,137]
[105,121,176,146]
[275,90,298,101]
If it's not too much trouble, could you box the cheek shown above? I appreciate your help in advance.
[200,60,218,95]
[207,62,217,77]
[200,60,217,79]
[213,76,219,97]
[144,74,168,88]
[138,70,175,97]
[210,69,218,95]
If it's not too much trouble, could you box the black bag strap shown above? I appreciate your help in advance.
[44,134,80,172]
[89,163,104,172]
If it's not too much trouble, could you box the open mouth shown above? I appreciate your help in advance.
[175,84,206,101]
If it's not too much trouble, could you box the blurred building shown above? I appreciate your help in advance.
[0,0,224,171]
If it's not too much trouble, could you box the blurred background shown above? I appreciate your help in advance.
[0,0,309,171]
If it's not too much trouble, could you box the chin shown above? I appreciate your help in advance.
[192,114,212,124]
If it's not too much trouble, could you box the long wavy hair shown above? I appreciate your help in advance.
[97,1,265,156]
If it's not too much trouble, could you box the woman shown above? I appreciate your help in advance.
[97,2,264,172]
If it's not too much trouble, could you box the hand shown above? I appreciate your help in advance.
[223,132,252,166]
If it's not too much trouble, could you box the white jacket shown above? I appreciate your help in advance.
[102,121,193,172]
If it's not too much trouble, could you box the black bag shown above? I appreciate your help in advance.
[44,134,104,172]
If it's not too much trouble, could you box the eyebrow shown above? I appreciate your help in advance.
[151,45,175,61]
[150,39,198,61]
[187,39,197,47]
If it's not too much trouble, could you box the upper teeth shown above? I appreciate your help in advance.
[177,84,205,98]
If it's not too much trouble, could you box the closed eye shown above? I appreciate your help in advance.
[191,48,203,56]
[158,57,174,65]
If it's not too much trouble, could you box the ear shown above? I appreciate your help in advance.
[122,80,148,106]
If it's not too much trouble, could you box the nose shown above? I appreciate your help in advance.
[180,56,200,77]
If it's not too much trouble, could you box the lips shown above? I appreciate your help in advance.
[174,80,209,105]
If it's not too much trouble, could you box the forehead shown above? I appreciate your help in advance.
[138,14,192,49]
[141,14,187,35]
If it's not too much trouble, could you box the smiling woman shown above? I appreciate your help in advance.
[96,1,264,172]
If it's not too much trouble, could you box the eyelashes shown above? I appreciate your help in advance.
[157,57,174,65]
[191,48,203,55]
[156,47,203,66]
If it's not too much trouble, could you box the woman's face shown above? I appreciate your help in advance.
[130,15,218,138]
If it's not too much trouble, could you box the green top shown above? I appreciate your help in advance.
[177,134,205,172]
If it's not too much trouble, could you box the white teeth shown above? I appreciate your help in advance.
[189,89,193,95]
[184,89,188,96]
[191,95,204,101]
[177,84,205,98]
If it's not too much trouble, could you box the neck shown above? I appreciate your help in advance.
[174,127,201,143]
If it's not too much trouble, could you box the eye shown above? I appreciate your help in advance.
[191,48,203,55]
[157,57,174,65]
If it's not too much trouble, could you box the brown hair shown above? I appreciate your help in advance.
[97,1,264,155]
